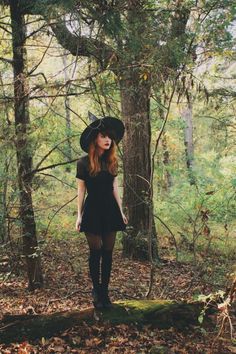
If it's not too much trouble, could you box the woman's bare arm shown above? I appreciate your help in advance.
[113,176,128,224]
[77,179,86,215]
[76,179,86,231]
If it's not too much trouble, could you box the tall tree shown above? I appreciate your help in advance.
[9,0,43,289]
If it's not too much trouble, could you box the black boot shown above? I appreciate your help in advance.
[101,249,113,308]
[88,249,103,309]
[92,285,103,309]
[101,286,112,308]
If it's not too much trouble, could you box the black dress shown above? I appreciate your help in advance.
[76,154,126,234]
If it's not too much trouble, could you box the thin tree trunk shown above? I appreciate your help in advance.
[0,160,8,243]
[158,99,172,192]
[161,132,172,191]
[62,53,72,172]
[0,72,11,244]
[10,0,43,290]
[181,100,195,185]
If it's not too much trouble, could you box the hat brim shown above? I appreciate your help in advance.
[80,116,125,153]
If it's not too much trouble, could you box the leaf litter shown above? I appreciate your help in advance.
[0,237,235,353]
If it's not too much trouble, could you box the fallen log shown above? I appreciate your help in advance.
[0,299,213,344]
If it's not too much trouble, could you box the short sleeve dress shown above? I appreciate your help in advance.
[76,154,126,234]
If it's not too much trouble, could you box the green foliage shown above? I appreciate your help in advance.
[153,78,236,261]
[155,164,236,256]
[21,0,77,15]
[197,290,225,324]
[0,0,235,278]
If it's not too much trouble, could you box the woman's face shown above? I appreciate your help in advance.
[96,132,112,151]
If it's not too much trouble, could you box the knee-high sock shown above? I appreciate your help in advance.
[101,249,113,290]
[88,249,101,291]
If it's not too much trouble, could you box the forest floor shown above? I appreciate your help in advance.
[0,236,235,354]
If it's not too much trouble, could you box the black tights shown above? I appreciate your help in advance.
[85,232,116,292]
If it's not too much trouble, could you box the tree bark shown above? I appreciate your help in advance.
[161,132,172,191]
[180,99,196,185]
[0,71,11,244]
[119,69,158,260]
[62,52,72,171]
[10,0,43,290]
[0,160,8,243]
[0,299,212,344]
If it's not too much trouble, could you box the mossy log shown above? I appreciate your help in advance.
[0,299,213,344]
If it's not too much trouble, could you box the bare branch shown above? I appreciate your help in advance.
[0,90,90,101]
[0,57,13,65]
[0,24,11,34]
[28,35,53,75]
[31,158,79,176]
[38,172,76,189]
[49,20,115,70]
[18,0,117,70]
[33,134,81,173]
[209,88,236,98]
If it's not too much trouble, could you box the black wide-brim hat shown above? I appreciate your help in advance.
[80,114,125,153]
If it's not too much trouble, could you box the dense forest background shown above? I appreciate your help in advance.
[0,1,235,353]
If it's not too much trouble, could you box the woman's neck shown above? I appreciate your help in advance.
[97,148,105,157]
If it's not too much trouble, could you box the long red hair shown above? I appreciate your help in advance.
[88,130,118,176]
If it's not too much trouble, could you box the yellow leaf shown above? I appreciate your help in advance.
[143,73,148,80]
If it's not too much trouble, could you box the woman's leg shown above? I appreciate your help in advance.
[102,231,116,251]
[85,233,102,305]
[101,232,116,306]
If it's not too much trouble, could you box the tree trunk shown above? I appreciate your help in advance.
[119,70,158,260]
[161,132,172,191]
[180,100,196,185]
[10,0,43,290]
[0,160,8,244]
[157,97,172,192]
[0,71,11,244]
[62,52,72,172]
[0,299,212,344]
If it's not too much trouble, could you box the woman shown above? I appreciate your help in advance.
[75,114,128,309]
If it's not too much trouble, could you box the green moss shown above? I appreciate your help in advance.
[99,299,203,330]
[116,299,173,310]
[100,299,175,325]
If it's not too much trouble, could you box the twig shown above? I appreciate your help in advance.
[43,195,77,239]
